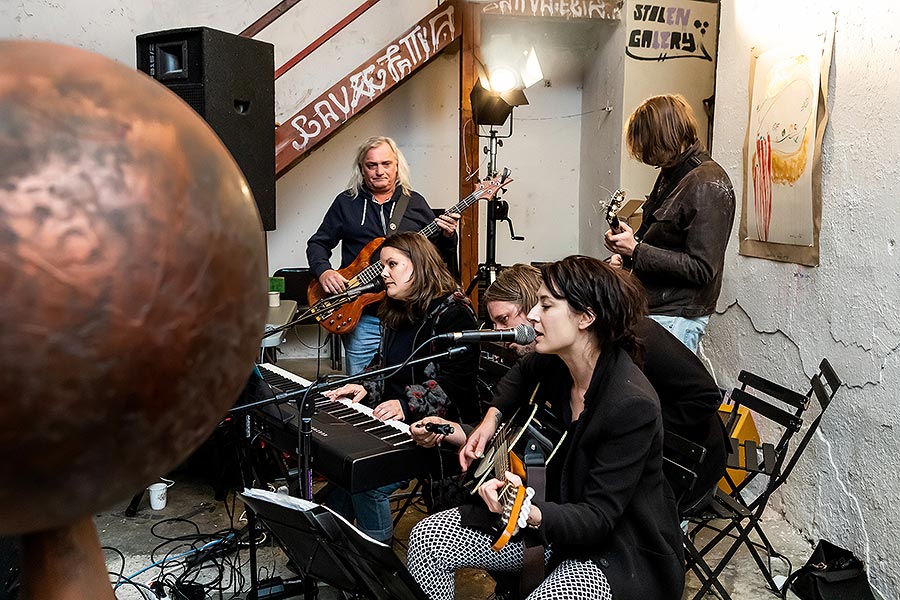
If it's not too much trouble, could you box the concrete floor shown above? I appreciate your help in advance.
[93,358,816,599]
[96,478,812,599]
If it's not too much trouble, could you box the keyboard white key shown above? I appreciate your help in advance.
[259,363,411,445]
[259,363,312,386]
[334,398,411,437]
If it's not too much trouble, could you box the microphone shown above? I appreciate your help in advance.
[329,278,386,300]
[423,422,454,435]
[436,323,536,345]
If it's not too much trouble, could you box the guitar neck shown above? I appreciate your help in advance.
[604,189,626,234]
[419,189,482,238]
[495,445,510,479]
[350,187,490,286]
[608,215,621,232]
[351,260,385,287]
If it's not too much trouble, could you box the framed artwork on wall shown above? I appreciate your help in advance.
[739,21,835,266]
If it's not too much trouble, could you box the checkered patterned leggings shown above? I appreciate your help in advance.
[407,508,613,600]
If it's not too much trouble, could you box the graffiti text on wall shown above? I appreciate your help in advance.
[626,3,712,61]
[275,3,459,174]
[481,0,622,20]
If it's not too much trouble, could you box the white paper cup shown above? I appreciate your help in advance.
[148,482,168,510]
[268,291,280,307]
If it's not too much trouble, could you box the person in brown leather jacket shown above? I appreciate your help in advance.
[605,94,735,352]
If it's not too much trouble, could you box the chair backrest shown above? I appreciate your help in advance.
[732,370,808,439]
[730,388,805,475]
[721,369,809,500]
[776,358,841,488]
[273,267,316,309]
[663,431,708,514]
[724,358,840,510]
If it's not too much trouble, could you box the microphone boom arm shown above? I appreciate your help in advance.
[262,280,385,341]
[232,344,473,414]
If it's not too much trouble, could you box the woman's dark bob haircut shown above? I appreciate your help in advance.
[540,255,647,359]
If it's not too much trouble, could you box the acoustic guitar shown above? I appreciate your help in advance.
[464,384,567,552]
[492,417,566,550]
[307,169,513,335]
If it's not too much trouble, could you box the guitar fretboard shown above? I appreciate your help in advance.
[493,432,513,479]
[348,172,509,287]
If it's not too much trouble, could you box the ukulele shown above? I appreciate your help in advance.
[307,169,513,335]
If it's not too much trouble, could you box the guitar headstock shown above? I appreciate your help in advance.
[476,168,514,201]
[604,189,626,232]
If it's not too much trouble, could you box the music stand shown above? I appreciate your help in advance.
[240,489,427,600]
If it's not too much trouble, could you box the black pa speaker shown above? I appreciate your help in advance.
[136,27,276,231]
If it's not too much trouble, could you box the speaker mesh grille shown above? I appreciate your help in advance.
[168,85,206,117]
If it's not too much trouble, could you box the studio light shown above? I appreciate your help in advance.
[470,79,528,126]
[471,43,543,127]
[489,66,518,93]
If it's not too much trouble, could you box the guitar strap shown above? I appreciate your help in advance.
[387,193,411,234]
[520,439,548,597]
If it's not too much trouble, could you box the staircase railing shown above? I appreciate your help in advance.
[240,0,478,299]
[274,0,462,176]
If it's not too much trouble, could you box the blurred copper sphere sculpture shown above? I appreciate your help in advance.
[0,40,268,534]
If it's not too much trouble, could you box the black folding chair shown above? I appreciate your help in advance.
[663,430,709,513]
[686,358,841,599]
[662,431,739,600]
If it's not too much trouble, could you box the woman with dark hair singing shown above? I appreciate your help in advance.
[323,231,479,543]
[408,255,684,600]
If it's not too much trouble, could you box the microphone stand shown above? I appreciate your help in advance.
[260,291,361,341]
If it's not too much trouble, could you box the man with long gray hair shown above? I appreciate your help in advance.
[307,136,460,374]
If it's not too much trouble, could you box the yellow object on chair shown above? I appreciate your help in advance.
[717,403,759,492]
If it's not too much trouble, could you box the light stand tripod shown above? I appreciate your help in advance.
[465,117,524,312]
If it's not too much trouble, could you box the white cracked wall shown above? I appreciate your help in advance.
[707,2,900,597]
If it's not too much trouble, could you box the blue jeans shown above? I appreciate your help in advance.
[650,314,710,353]
[325,481,405,543]
[342,313,381,375]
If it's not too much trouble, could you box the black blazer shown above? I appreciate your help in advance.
[637,318,728,510]
[469,348,685,600]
